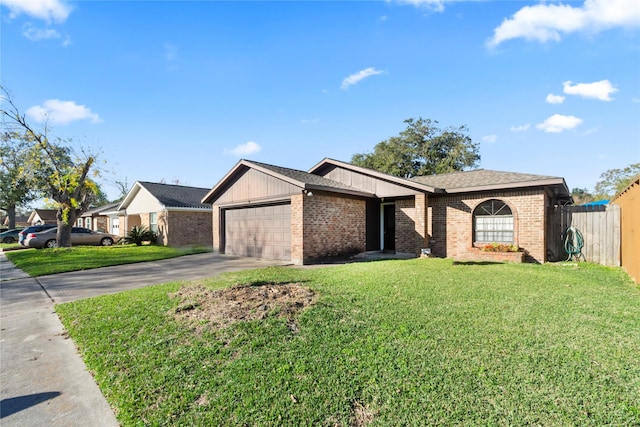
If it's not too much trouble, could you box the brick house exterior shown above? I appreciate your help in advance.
[291,191,367,265]
[203,159,571,265]
[77,202,120,233]
[427,190,549,262]
[118,181,213,247]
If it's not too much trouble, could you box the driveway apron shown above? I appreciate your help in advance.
[1,251,287,426]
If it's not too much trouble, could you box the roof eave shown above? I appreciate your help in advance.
[442,178,570,197]
[248,161,307,188]
[305,184,375,198]
[164,206,213,212]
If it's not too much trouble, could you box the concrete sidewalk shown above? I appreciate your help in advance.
[1,252,287,426]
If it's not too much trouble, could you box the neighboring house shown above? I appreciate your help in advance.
[3,215,30,228]
[76,202,120,233]
[202,158,572,265]
[117,181,213,247]
[28,209,58,225]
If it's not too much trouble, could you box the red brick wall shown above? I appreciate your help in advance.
[428,190,548,263]
[166,211,213,247]
[95,216,108,233]
[395,195,429,255]
[297,191,366,264]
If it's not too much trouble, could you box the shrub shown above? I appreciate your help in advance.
[124,226,157,246]
[480,242,520,252]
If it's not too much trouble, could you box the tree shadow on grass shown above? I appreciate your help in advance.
[0,391,61,418]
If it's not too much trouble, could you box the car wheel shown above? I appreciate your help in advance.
[2,237,15,244]
[44,239,57,249]
[100,237,114,246]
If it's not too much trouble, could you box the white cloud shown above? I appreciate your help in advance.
[487,0,640,47]
[226,141,261,157]
[394,0,446,12]
[482,135,497,143]
[341,67,384,90]
[22,23,70,45]
[26,99,102,125]
[0,0,72,22]
[301,118,319,124]
[633,97,640,103]
[536,114,583,133]
[23,25,60,41]
[510,124,530,132]
[563,80,618,101]
[546,93,565,104]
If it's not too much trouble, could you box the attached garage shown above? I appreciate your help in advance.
[224,203,291,261]
[201,159,375,264]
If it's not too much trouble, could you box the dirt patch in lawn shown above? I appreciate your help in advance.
[170,282,316,333]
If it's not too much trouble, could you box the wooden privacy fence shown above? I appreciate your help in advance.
[548,204,621,266]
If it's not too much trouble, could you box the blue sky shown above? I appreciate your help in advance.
[2,0,639,201]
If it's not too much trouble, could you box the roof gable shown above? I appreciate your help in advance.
[202,159,374,204]
[28,209,58,223]
[308,158,438,195]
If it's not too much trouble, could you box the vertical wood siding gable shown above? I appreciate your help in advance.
[319,166,419,198]
[215,168,301,204]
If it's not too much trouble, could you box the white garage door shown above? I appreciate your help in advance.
[224,204,291,261]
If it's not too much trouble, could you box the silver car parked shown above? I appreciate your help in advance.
[24,227,118,249]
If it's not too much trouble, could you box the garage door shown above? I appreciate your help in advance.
[224,203,291,261]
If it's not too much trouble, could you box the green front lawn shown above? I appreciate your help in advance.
[5,245,211,276]
[56,259,640,426]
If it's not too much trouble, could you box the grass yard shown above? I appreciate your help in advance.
[56,259,640,426]
[5,245,211,276]
[0,242,21,250]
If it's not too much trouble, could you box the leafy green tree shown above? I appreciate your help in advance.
[0,131,38,228]
[351,117,480,178]
[1,87,103,247]
[570,187,595,205]
[594,163,640,198]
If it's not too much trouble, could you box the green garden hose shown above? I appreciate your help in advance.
[564,226,585,262]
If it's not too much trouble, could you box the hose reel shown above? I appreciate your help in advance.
[564,226,585,262]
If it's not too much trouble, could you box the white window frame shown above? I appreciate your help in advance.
[473,199,514,244]
[150,212,158,233]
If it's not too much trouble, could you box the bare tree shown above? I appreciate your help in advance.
[1,86,102,247]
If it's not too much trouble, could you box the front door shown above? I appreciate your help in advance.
[383,204,395,251]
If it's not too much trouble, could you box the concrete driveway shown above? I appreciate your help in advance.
[0,252,288,426]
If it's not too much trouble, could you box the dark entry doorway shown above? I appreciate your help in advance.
[383,204,395,251]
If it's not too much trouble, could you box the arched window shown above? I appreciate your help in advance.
[474,199,513,243]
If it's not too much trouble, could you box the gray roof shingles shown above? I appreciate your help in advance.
[138,182,212,209]
[250,161,371,193]
[409,169,563,190]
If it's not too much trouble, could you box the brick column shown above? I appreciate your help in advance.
[415,193,429,254]
[290,193,304,265]
[212,206,220,253]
